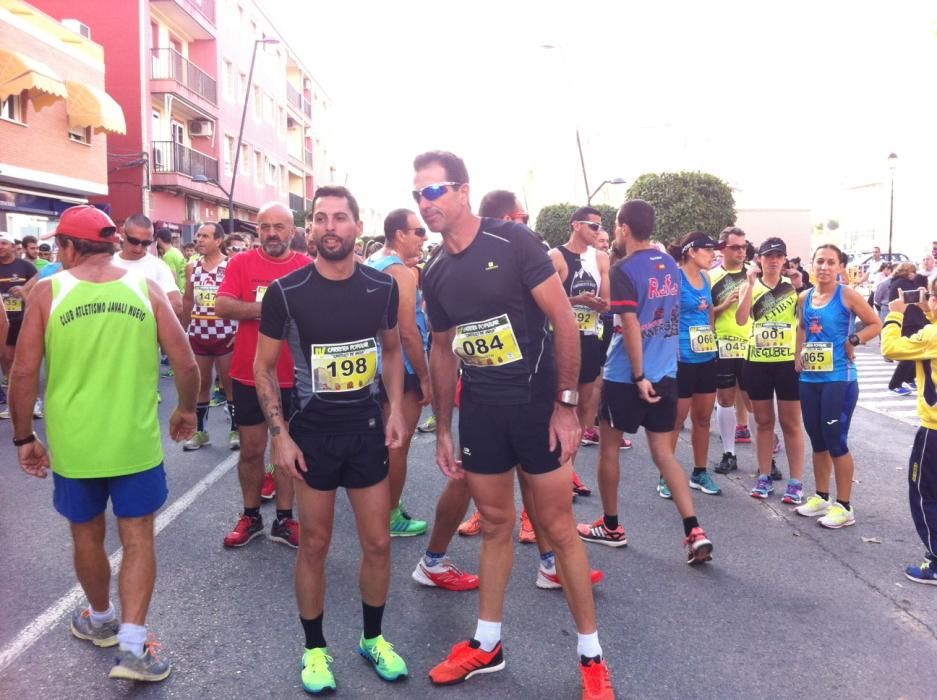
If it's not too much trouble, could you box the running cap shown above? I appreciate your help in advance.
[38,243,52,252]
[757,239,787,256]
[681,233,720,255]
[0,230,16,243]
[44,205,117,242]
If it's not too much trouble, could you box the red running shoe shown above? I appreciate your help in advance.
[411,558,480,591]
[269,517,299,548]
[536,566,604,590]
[580,427,600,446]
[580,657,614,699]
[518,510,537,544]
[223,514,263,548]
[685,526,714,565]
[577,517,628,548]
[429,639,505,685]
[260,470,276,501]
[572,471,592,497]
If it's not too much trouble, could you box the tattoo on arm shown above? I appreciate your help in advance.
[257,381,283,436]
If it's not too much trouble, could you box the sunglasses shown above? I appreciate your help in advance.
[575,221,602,232]
[125,235,153,247]
[723,244,747,252]
[228,246,247,253]
[509,213,529,224]
[406,227,427,237]
[411,182,461,204]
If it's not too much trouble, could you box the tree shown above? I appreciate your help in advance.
[534,203,619,248]
[625,172,736,246]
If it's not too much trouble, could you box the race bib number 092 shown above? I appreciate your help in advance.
[574,307,600,335]
[454,314,523,367]
[801,342,833,372]
[311,338,378,392]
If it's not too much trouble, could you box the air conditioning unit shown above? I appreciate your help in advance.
[189,120,214,137]
[62,19,91,39]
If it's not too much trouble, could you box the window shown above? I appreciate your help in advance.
[222,59,234,100]
[1,94,23,123]
[171,120,184,144]
[265,157,277,186]
[68,125,91,143]
[253,85,262,120]
[278,106,285,138]
[240,143,250,174]
[263,93,274,123]
[224,134,235,174]
[151,110,161,140]
[238,71,246,98]
[254,149,263,185]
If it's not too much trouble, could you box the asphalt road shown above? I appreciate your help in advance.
[0,366,934,699]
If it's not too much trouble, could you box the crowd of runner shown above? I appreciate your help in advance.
[4,150,937,700]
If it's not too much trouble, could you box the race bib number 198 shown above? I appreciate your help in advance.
[311,338,378,392]
[454,314,523,367]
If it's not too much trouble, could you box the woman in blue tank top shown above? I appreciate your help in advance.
[667,232,722,498]
[794,243,882,529]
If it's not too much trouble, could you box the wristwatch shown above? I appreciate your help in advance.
[13,432,37,447]
[556,389,579,407]
[848,334,861,347]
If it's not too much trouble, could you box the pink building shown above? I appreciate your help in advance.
[32,0,327,238]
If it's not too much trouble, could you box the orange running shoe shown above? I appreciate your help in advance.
[518,510,536,544]
[429,639,505,685]
[458,510,482,536]
[580,657,614,699]
[536,566,605,590]
[572,471,592,497]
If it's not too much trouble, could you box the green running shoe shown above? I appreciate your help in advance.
[417,414,436,433]
[301,647,336,695]
[358,634,408,682]
[183,431,210,451]
[390,504,427,537]
[657,476,672,500]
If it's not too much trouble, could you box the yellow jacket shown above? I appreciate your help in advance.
[881,311,937,430]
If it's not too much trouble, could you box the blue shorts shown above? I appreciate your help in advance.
[52,463,168,523]
[799,382,859,458]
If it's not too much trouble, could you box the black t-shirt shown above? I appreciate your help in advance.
[422,218,556,405]
[0,258,38,324]
[260,262,398,427]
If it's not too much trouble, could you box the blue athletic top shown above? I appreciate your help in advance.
[367,252,428,375]
[800,284,856,383]
[605,249,679,383]
[38,262,63,279]
[678,268,716,364]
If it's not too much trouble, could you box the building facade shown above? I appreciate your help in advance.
[0,0,124,239]
[31,0,336,238]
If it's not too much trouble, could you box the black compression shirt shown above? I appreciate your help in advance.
[423,218,556,405]
[0,258,37,324]
[260,262,398,426]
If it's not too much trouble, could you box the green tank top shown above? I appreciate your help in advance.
[45,271,163,477]
[747,277,798,362]
[710,265,752,360]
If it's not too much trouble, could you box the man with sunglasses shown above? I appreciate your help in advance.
[549,208,614,498]
[366,209,433,538]
[112,215,182,318]
[414,151,613,698]
[216,202,311,549]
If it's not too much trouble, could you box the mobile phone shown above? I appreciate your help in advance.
[902,289,929,304]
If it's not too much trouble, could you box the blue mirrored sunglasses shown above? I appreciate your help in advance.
[412,182,461,204]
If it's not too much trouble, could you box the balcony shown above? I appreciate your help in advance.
[304,149,313,169]
[286,83,302,111]
[150,0,215,38]
[151,48,217,106]
[288,192,305,213]
[152,141,218,181]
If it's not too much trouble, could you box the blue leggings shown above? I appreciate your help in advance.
[800,381,859,458]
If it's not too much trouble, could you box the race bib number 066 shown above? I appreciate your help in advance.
[311,338,378,392]
[801,342,833,372]
[689,325,716,353]
[454,314,523,367]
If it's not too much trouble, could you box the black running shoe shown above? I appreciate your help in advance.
[714,452,738,474]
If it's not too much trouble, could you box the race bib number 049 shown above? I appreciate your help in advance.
[689,325,716,353]
[311,338,378,392]
[801,342,833,372]
[574,306,600,335]
[454,314,523,367]
[717,337,747,359]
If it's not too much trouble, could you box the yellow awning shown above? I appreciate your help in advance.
[0,48,67,111]
[65,80,126,135]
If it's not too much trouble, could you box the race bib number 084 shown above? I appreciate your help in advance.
[454,314,523,367]
[311,338,378,392]
[801,342,833,372]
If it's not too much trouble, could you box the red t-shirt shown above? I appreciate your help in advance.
[218,249,311,386]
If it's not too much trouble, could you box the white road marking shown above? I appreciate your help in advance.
[0,453,239,676]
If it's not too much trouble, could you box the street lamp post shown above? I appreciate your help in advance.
[887,152,897,258]
[588,177,627,205]
[226,37,280,233]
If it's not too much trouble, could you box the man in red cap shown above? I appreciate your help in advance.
[10,205,199,683]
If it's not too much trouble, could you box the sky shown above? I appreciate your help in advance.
[264,0,936,251]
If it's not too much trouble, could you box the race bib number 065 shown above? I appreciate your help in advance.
[311,338,378,392]
[801,342,833,372]
[454,314,523,367]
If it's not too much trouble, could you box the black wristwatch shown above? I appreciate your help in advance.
[13,432,37,447]
[632,373,645,383]
[848,334,861,347]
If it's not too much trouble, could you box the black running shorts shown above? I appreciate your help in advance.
[715,357,745,391]
[742,360,800,402]
[600,377,678,434]
[579,334,603,385]
[290,419,389,491]
[232,378,293,427]
[677,360,718,399]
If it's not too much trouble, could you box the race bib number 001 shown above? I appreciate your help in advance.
[454,314,523,367]
[801,342,833,372]
[754,321,792,350]
[717,337,747,359]
[689,325,716,353]
[574,306,600,335]
[311,338,378,392]
[254,285,268,303]
[2,294,22,313]
[195,284,218,308]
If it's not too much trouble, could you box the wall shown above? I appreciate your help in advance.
[735,209,813,261]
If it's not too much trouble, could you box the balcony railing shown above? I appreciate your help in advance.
[303,99,311,118]
[151,48,217,104]
[304,149,313,169]
[288,192,305,213]
[192,0,215,23]
[286,83,302,111]
[152,141,218,181]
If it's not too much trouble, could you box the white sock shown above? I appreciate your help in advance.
[577,631,602,659]
[716,404,736,453]
[117,623,147,657]
[89,603,116,626]
[474,619,501,652]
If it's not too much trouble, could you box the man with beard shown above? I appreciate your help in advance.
[255,186,408,692]
[216,202,311,549]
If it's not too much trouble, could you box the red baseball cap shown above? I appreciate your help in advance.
[43,205,117,242]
